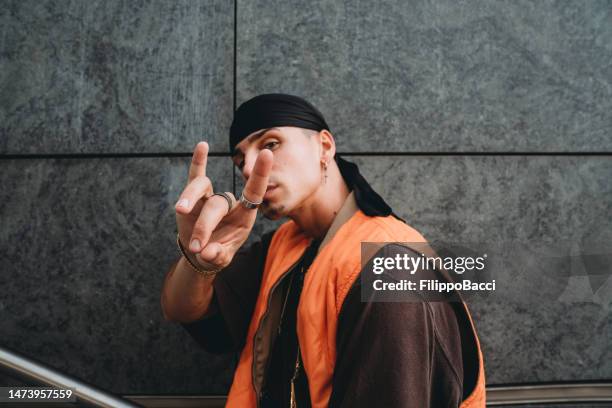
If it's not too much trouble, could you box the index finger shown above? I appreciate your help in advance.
[188,141,209,182]
[242,149,273,204]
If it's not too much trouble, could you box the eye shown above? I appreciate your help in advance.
[263,141,279,150]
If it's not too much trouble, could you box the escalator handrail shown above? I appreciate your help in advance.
[0,345,141,408]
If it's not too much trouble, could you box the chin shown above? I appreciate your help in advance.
[261,201,287,220]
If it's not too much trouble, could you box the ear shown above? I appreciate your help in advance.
[318,130,336,164]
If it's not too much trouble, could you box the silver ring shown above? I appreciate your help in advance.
[239,192,262,209]
[211,192,233,214]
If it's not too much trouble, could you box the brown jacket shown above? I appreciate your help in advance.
[178,207,485,407]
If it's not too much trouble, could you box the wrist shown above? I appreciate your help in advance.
[176,234,221,278]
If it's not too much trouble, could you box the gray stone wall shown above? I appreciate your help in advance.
[1,0,610,395]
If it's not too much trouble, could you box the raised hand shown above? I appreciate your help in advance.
[175,141,273,271]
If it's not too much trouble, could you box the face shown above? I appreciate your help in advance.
[232,126,323,219]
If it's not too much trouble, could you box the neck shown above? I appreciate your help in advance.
[288,164,350,239]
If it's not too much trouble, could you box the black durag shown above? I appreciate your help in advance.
[230,93,401,219]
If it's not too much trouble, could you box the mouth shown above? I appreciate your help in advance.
[263,185,278,199]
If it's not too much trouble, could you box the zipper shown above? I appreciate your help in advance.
[252,255,305,408]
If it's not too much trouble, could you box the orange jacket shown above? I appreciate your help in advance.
[226,210,486,407]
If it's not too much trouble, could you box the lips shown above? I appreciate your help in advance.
[264,185,278,199]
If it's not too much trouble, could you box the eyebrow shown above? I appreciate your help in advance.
[231,127,280,157]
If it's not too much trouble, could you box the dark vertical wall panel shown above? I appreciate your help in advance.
[237,0,612,152]
[0,158,235,393]
[0,0,233,154]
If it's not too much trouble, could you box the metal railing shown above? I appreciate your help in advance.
[0,346,141,407]
[486,382,612,405]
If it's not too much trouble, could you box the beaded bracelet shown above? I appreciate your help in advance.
[176,234,221,278]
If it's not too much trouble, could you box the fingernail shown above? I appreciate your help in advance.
[175,198,189,209]
[190,239,201,252]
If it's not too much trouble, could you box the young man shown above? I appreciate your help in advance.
[161,94,485,407]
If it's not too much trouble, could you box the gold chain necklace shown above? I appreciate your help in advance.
[280,240,320,408]
[289,346,301,408]
[278,263,304,408]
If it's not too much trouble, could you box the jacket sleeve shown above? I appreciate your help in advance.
[328,244,466,408]
[181,229,276,354]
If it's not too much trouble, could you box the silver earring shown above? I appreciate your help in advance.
[323,162,328,185]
